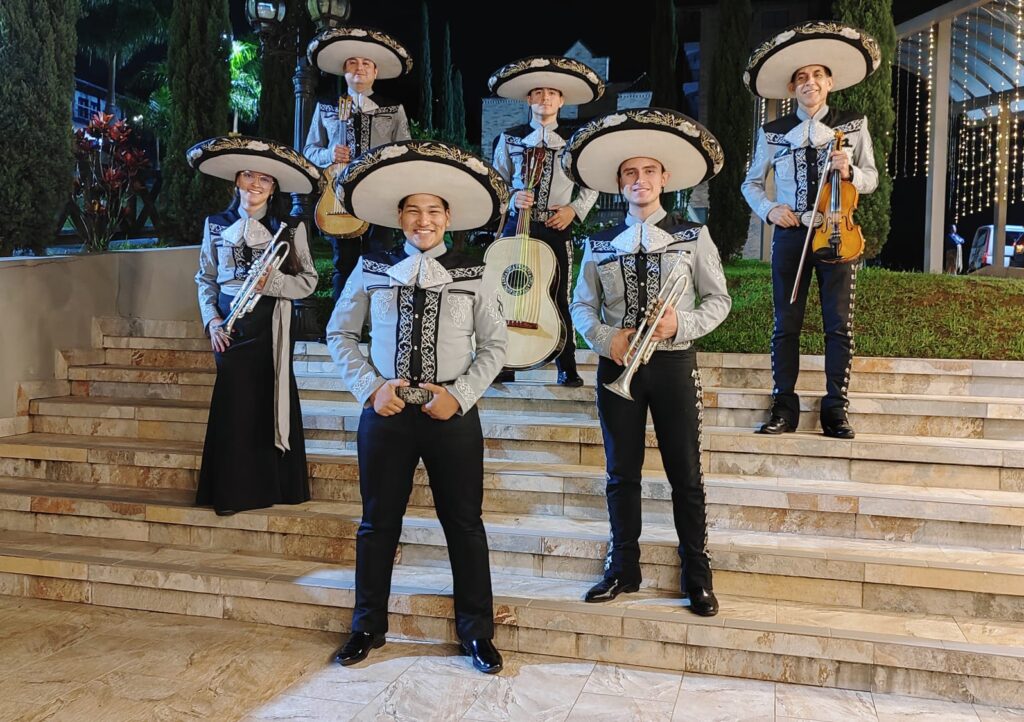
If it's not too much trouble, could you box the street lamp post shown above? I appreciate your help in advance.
[245,0,352,340]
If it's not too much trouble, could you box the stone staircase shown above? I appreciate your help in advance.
[1,316,1023,708]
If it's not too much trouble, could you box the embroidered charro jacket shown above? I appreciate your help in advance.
[326,241,508,414]
[303,89,411,169]
[571,208,732,360]
[195,205,318,452]
[740,105,878,223]
[492,119,599,221]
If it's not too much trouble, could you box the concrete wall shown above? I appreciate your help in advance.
[0,247,200,418]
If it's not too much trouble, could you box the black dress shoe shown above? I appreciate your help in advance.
[822,419,855,439]
[757,415,796,435]
[333,631,385,666]
[459,638,503,674]
[686,587,719,617]
[495,369,516,384]
[584,576,640,603]
[215,509,237,516]
[557,371,584,388]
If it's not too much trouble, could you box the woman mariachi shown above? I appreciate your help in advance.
[189,136,320,516]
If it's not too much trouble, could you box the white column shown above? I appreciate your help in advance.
[993,103,1011,273]
[924,19,952,273]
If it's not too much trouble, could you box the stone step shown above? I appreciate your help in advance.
[293,343,1024,398]
[2,528,1023,707]
[5,439,1024,553]
[3,476,1024,623]
[47,368,1024,442]
[24,393,1024,479]
[89,315,1024,398]
[5,426,1024,494]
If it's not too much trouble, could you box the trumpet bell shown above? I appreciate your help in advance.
[603,374,635,401]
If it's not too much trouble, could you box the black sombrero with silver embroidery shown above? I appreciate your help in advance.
[307,26,413,80]
[744,21,881,100]
[488,56,605,106]
[186,136,320,194]
[561,108,724,195]
[340,141,510,231]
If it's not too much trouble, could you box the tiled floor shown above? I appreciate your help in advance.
[1,596,1022,722]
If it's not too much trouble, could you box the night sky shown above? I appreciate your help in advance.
[223,1,949,141]
[80,1,951,144]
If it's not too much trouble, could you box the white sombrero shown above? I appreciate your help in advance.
[744,21,881,100]
[488,56,605,106]
[340,141,510,231]
[186,136,320,194]
[561,108,724,195]
[307,26,412,80]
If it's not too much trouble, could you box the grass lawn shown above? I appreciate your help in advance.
[310,238,1024,361]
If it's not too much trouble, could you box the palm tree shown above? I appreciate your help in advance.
[77,0,172,116]
[229,39,261,134]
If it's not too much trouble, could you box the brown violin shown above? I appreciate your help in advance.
[790,130,864,303]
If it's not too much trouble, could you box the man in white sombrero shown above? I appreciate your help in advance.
[741,21,881,440]
[325,140,510,673]
[564,108,732,615]
[304,26,413,301]
[488,56,605,387]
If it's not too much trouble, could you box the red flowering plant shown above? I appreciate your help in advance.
[70,113,150,252]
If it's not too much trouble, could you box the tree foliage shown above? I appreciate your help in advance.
[0,0,79,256]
[77,0,170,113]
[230,38,261,127]
[417,1,432,130]
[438,22,454,136]
[159,0,230,244]
[649,0,680,109]
[831,0,897,259]
[706,0,753,260]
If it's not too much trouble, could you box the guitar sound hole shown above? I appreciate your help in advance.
[501,264,534,296]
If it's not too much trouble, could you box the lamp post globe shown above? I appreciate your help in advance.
[244,0,287,34]
[307,0,351,30]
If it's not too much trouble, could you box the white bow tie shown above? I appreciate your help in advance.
[386,253,453,289]
[222,217,273,248]
[610,223,675,255]
[784,118,835,149]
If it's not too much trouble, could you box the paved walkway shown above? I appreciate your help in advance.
[1,596,1022,721]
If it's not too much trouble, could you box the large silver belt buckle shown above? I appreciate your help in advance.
[799,211,824,228]
[396,386,432,405]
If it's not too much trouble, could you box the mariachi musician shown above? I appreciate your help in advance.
[565,109,731,615]
[304,26,412,300]
[326,141,510,673]
[489,56,604,386]
[741,22,880,440]
[189,136,320,516]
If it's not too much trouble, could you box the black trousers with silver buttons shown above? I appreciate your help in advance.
[351,404,494,641]
[595,349,712,591]
[769,226,857,427]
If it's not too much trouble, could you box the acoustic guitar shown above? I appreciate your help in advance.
[314,96,369,238]
[482,145,565,370]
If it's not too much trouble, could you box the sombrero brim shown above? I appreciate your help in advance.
[563,109,724,194]
[308,28,412,79]
[745,23,880,99]
[186,136,320,194]
[489,57,604,106]
[341,142,510,231]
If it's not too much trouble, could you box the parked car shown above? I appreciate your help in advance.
[1013,234,1024,268]
[967,225,1024,271]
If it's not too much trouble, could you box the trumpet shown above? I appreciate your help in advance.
[604,269,690,401]
[222,223,290,336]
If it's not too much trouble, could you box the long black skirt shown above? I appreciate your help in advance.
[196,293,310,514]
